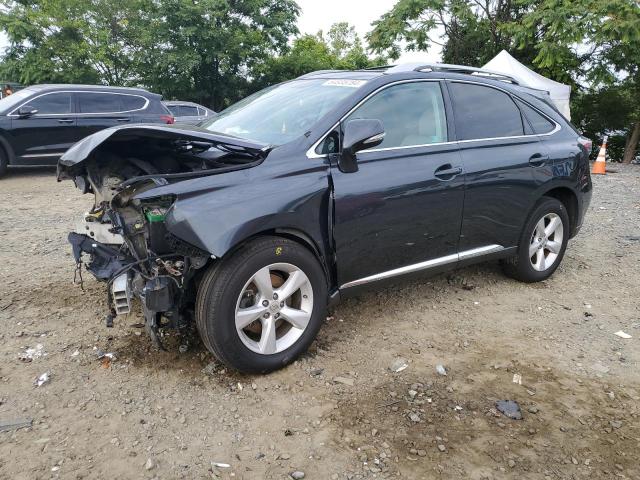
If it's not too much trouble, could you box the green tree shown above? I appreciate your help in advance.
[141,0,300,110]
[366,0,540,67]
[254,23,385,89]
[0,0,154,85]
[0,0,300,110]
[507,0,640,163]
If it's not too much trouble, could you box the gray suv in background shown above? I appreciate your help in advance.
[163,100,215,124]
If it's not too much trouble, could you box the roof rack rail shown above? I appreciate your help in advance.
[297,70,345,79]
[362,65,395,71]
[385,62,519,84]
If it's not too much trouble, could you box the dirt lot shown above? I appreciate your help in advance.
[0,165,639,480]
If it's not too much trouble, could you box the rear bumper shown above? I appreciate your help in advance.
[574,180,593,237]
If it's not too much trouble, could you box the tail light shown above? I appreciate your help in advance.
[578,136,592,152]
[160,114,175,124]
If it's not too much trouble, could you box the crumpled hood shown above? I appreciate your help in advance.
[57,123,270,179]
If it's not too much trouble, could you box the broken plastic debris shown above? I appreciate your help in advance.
[70,349,80,358]
[613,330,632,339]
[0,418,33,432]
[212,461,230,468]
[19,344,46,362]
[34,372,50,387]
[389,358,408,373]
[96,350,116,360]
[435,364,447,376]
[512,373,522,385]
[496,400,523,420]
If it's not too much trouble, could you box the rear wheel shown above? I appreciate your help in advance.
[501,197,569,283]
[195,236,327,373]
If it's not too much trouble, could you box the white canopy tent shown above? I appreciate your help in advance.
[482,50,571,120]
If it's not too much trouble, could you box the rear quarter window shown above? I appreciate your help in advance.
[449,82,524,140]
[121,95,146,111]
[515,99,556,134]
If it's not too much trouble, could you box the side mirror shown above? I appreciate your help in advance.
[18,105,38,117]
[340,119,385,173]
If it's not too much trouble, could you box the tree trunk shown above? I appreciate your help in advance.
[622,121,640,164]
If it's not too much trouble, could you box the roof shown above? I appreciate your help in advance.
[163,100,210,109]
[297,70,384,81]
[23,84,157,96]
[297,63,524,85]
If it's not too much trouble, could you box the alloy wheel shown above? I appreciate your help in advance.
[234,263,313,355]
[529,213,564,272]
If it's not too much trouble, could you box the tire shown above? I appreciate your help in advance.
[0,148,7,178]
[501,197,570,283]
[195,236,327,373]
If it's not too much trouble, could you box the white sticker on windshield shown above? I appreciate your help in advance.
[322,79,367,88]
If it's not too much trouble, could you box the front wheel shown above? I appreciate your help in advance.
[501,197,570,283]
[195,236,327,373]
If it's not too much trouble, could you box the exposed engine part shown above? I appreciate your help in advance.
[58,125,270,349]
[111,273,132,315]
[68,232,131,281]
[75,216,124,245]
[143,277,177,312]
[156,258,184,276]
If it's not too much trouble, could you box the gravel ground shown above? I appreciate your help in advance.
[0,165,639,480]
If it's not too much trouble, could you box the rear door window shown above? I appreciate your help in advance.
[24,92,73,115]
[78,93,123,113]
[345,81,448,149]
[180,105,199,116]
[77,93,146,113]
[449,83,524,140]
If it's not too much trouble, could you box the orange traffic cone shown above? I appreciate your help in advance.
[592,136,607,175]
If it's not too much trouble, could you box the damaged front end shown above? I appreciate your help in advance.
[59,125,270,347]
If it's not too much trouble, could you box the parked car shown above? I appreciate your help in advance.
[58,64,592,373]
[163,100,215,125]
[0,84,174,177]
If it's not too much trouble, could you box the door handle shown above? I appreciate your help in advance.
[116,117,131,122]
[529,153,550,167]
[57,118,74,124]
[434,164,463,180]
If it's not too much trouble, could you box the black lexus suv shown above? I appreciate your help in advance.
[58,64,592,373]
[0,84,173,176]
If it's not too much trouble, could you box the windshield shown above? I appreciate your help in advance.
[202,79,367,145]
[0,88,33,113]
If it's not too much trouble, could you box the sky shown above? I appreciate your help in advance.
[296,0,442,64]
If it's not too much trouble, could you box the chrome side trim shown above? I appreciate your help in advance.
[340,244,504,289]
[362,132,385,144]
[8,90,150,117]
[458,244,505,260]
[360,139,455,153]
[21,152,61,158]
[305,78,561,159]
